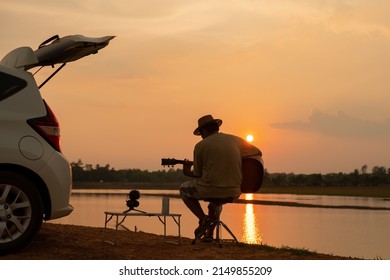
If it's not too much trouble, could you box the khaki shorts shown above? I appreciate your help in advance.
[179,180,203,199]
[180,180,241,200]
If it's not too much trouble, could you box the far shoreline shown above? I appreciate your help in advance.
[71,182,390,211]
[73,181,390,198]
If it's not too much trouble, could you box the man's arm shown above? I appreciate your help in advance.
[182,160,201,178]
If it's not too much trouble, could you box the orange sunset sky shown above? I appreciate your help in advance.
[1,1,390,174]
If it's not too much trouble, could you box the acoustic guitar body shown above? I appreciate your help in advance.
[241,157,264,194]
[162,156,264,193]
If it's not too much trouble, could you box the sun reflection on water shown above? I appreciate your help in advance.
[242,193,262,244]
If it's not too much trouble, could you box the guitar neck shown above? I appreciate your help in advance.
[161,158,193,166]
[173,159,187,165]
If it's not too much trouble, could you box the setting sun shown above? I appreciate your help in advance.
[246,134,254,142]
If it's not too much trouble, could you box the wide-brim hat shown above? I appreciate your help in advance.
[193,115,223,135]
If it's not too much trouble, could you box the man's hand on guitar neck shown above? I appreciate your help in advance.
[183,159,196,177]
[183,159,194,177]
[161,158,199,178]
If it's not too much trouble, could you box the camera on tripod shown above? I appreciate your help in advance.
[123,190,145,214]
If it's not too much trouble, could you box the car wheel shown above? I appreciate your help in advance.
[0,170,43,255]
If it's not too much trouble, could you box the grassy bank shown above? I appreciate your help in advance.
[1,223,357,260]
[73,181,390,198]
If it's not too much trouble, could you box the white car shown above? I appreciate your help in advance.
[0,34,114,254]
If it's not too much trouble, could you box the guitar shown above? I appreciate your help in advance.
[161,157,264,193]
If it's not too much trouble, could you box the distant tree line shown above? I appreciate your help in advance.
[71,160,187,183]
[71,160,390,186]
[264,166,390,187]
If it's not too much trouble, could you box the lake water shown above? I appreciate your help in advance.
[50,189,390,259]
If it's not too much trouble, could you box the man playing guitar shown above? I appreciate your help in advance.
[174,115,262,241]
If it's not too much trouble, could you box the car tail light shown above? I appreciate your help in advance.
[27,100,61,152]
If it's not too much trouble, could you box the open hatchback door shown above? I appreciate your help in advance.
[33,34,115,67]
[1,34,114,87]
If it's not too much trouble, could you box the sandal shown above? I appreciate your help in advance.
[201,234,214,243]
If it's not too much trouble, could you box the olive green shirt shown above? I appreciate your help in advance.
[193,132,261,198]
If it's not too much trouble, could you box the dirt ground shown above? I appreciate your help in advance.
[1,223,356,260]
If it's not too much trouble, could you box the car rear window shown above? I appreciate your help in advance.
[0,72,27,101]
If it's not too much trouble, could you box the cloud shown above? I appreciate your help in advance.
[271,109,390,138]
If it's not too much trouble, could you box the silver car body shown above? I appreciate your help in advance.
[0,35,114,253]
